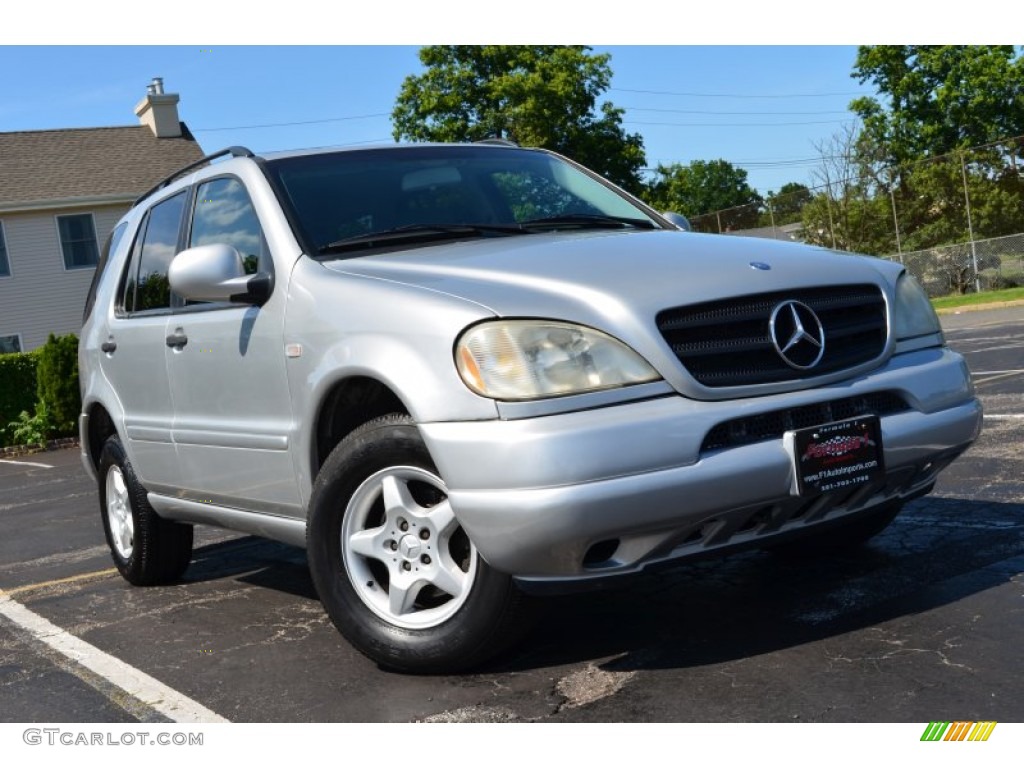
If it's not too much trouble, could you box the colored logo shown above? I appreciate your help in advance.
[802,431,875,462]
[921,721,997,742]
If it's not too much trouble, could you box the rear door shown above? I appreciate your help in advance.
[99,191,187,492]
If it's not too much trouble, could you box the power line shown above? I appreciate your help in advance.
[611,87,873,99]
[193,113,390,132]
[625,118,851,128]
[623,106,854,116]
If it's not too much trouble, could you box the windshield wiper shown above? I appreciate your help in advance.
[519,213,657,230]
[319,223,528,255]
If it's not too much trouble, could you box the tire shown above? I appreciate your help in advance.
[768,500,903,559]
[307,414,533,673]
[98,435,193,585]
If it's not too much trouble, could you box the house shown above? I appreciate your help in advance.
[0,79,204,352]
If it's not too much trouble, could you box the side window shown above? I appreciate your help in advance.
[56,213,100,269]
[189,177,263,275]
[131,192,187,313]
[84,222,128,322]
[0,220,10,277]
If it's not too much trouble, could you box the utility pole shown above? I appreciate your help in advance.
[889,183,902,263]
[960,152,980,292]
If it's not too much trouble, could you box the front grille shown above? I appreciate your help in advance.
[656,284,887,387]
[700,391,911,453]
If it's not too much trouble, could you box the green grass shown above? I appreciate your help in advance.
[931,286,1024,310]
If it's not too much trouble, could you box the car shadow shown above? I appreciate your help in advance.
[172,496,1024,675]
[497,496,1024,674]
[183,536,317,601]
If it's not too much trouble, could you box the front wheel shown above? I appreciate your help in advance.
[307,414,532,673]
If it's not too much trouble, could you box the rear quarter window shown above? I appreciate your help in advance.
[83,221,128,323]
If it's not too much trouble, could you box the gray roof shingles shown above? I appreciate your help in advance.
[0,125,204,206]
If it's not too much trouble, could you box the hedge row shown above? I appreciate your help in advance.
[37,333,81,434]
[0,350,40,436]
[0,333,81,446]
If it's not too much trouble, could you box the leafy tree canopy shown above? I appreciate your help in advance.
[392,46,646,193]
[850,45,1024,167]
[766,182,812,223]
[644,159,763,228]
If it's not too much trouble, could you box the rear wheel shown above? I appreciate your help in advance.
[307,414,533,673]
[98,435,193,585]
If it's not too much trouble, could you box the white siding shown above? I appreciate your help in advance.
[0,205,128,351]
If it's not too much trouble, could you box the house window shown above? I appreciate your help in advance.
[0,334,21,354]
[56,213,99,269]
[0,221,10,277]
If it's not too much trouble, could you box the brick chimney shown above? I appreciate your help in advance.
[134,77,182,138]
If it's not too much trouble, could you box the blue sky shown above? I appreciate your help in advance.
[2,45,872,196]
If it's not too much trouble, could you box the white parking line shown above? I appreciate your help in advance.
[0,459,54,469]
[984,414,1024,420]
[0,592,229,723]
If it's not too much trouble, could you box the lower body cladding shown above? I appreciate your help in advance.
[419,347,983,591]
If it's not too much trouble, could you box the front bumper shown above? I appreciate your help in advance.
[419,346,982,584]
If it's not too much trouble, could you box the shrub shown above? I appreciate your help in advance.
[0,350,39,445]
[35,333,81,437]
[5,401,53,446]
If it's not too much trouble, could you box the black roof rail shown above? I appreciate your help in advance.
[134,146,255,205]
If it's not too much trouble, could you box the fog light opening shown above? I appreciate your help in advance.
[583,539,621,567]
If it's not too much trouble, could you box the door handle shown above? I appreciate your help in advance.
[165,329,188,349]
[101,339,117,354]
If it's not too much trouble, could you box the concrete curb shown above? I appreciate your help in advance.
[0,437,78,458]
[934,298,1024,315]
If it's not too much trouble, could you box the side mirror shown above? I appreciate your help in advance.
[168,244,272,305]
[661,211,692,232]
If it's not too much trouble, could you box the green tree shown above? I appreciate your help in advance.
[800,192,893,255]
[848,48,1024,255]
[35,333,80,436]
[764,182,812,225]
[800,124,895,255]
[850,46,1024,168]
[392,46,646,193]
[643,159,763,231]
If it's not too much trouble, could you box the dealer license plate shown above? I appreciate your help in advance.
[787,415,885,497]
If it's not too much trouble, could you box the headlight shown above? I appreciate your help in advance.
[456,320,660,400]
[893,273,942,340]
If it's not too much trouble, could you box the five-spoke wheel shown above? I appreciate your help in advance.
[307,414,533,673]
[98,435,193,585]
[104,464,135,560]
[342,466,477,629]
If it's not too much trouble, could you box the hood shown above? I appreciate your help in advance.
[324,229,899,319]
[323,229,902,397]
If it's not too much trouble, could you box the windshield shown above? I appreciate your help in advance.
[264,146,663,257]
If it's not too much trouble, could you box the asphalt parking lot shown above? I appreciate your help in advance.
[1,306,1021,723]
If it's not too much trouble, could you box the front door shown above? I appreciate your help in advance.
[164,176,300,515]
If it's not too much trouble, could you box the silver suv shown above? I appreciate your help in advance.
[79,143,982,672]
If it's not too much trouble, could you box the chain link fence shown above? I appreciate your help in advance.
[882,233,1024,297]
[683,136,1024,296]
